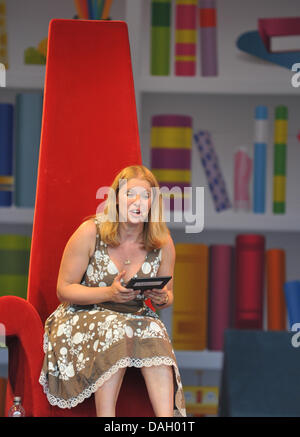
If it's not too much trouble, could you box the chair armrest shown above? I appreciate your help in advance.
[0,296,50,416]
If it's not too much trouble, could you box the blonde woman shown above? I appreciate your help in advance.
[39,164,186,417]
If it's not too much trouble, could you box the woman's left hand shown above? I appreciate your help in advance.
[143,286,168,306]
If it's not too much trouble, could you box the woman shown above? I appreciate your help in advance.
[39,164,186,417]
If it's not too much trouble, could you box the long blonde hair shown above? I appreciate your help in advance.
[83,165,170,251]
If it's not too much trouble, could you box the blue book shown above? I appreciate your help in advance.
[284,281,300,330]
[14,92,43,207]
[237,31,300,70]
[87,0,95,19]
[253,105,268,214]
[0,103,14,206]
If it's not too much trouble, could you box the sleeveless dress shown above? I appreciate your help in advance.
[39,217,187,417]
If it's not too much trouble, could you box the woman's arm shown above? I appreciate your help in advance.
[57,219,112,305]
[58,283,113,305]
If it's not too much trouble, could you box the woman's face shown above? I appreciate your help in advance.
[117,178,152,223]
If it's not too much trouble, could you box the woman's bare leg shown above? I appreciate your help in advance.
[140,364,174,417]
[94,367,127,417]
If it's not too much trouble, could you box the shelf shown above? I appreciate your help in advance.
[138,74,299,96]
[174,350,223,370]
[205,211,300,232]
[3,61,298,96]
[1,206,299,233]
[0,207,34,225]
[167,210,300,233]
[139,0,300,97]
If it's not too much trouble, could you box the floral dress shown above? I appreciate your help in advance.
[39,217,186,417]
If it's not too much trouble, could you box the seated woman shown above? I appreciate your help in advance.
[39,164,187,417]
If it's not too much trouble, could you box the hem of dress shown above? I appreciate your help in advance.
[39,355,186,417]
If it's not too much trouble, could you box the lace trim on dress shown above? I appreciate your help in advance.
[38,355,186,417]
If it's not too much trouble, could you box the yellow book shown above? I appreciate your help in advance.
[172,243,209,350]
[183,385,219,416]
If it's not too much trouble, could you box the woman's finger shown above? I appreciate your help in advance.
[120,287,134,293]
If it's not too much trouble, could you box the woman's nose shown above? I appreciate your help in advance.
[133,194,141,202]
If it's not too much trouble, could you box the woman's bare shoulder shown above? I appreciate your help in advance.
[159,234,175,258]
[80,218,98,257]
[161,233,174,249]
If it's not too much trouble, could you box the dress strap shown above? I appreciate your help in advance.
[93,216,102,248]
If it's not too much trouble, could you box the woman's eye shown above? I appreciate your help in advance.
[127,191,150,199]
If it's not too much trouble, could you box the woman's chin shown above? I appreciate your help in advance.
[119,212,148,224]
[128,217,144,224]
[128,213,147,223]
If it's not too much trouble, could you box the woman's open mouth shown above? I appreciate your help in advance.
[129,209,141,216]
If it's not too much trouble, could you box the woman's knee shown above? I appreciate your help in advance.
[140,364,173,379]
[141,364,171,372]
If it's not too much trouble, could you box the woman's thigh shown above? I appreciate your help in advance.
[94,367,127,405]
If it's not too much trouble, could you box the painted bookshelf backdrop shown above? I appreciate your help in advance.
[131,0,300,395]
[0,0,300,416]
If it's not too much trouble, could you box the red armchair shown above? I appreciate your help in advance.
[0,19,155,417]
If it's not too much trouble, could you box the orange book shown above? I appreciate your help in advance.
[172,243,209,350]
[74,0,89,19]
[266,249,286,330]
[102,0,113,19]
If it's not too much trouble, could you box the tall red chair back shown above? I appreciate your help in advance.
[25,19,154,417]
[28,19,141,324]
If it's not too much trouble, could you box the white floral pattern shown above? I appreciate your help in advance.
[39,217,186,417]
[81,235,162,289]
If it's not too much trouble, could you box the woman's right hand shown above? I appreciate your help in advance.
[109,270,139,303]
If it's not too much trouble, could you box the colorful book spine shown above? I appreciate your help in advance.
[208,245,234,351]
[0,234,31,300]
[253,105,268,213]
[80,0,90,19]
[151,0,171,75]
[0,103,13,206]
[0,377,7,417]
[234,234,265,329]
[14,92,44,207]
[199,0,218,76]
[74,0,84,18]
[266,249,286,330]
[273,105,288,214]
[194,130,231,212]
[175,0,197,76]
[87,0,95,19]
[0,323,8,417]
[102,0,113,19]
[172,243,209,350]
[233,146,252,211]
[96,0,104,19]
[0,1,8,70]
[75,0,102,19]
[284,281,300,329]
[258,17,300,53]
[183,386,219,416]
[151,114,192,211]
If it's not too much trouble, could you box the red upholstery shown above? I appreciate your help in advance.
[0,19,155,417]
